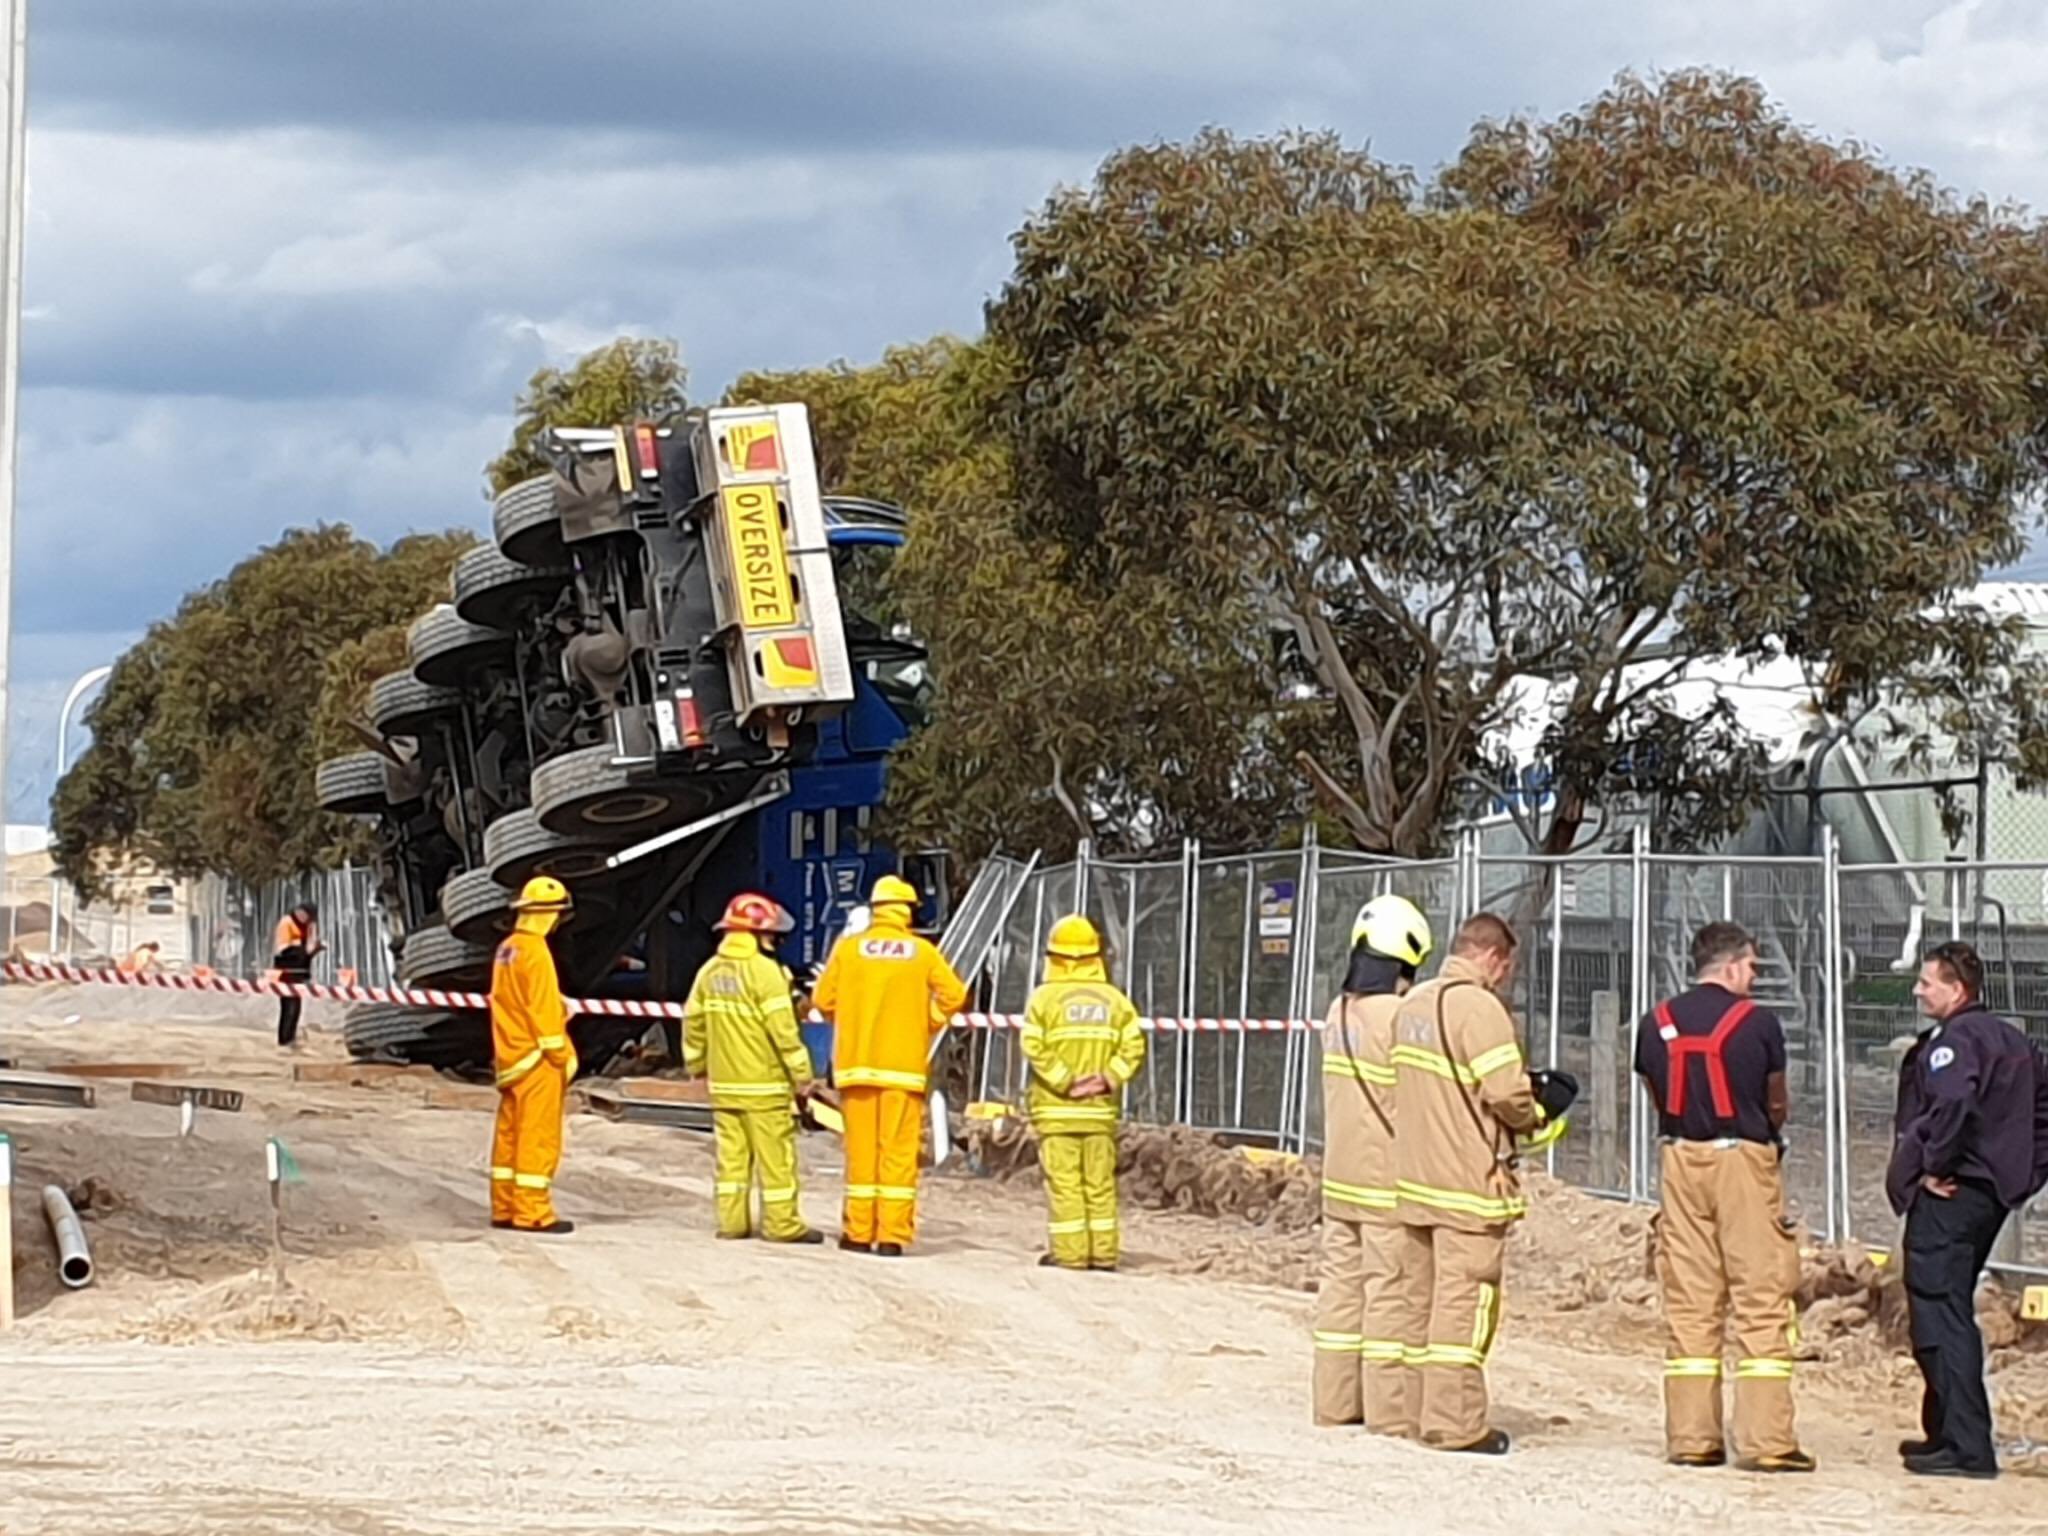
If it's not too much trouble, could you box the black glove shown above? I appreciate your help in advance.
[1530,1068,1579,1120]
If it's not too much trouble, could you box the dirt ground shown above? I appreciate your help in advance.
[3,983,2046,1535]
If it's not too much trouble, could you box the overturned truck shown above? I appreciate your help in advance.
[316,405,944,1068]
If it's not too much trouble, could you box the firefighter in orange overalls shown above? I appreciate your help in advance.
[812,875,967,1255]
[489,876,579,1235]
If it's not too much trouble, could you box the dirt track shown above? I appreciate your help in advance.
[2,985,2045,1535]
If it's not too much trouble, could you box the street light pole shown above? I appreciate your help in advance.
[0,0,28,851]
[55,663,110,781]
[47,660,106,959]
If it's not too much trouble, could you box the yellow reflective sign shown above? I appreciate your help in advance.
[721,484,796,629]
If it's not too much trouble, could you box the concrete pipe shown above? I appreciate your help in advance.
[41,1186,93,1289]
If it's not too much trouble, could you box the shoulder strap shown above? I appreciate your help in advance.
[1434,981,1505,1158]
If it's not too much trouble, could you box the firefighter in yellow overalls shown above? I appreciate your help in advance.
[682,893,824,1244]
[1021,915,1146,1271]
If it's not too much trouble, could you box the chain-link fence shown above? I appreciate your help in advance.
[956,831,2048,1276]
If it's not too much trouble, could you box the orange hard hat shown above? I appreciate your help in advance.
[717,892,795,935]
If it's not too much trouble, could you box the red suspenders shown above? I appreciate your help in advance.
[1654,996,1756,1118]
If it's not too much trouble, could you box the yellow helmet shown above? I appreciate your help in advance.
[1045,914,1102,960]
[512,875,573,912]
[870,874,920,909]
[1350,894,1431,968]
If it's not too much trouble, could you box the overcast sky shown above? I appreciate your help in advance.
[11,0,2048,821]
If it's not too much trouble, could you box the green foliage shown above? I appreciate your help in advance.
[726,338,1313,865]
[52,527,473,899]
[982,73,2048,855]
[485,337,688,494]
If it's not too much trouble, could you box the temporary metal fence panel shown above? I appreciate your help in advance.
[1837,860,2048,1272]
[1640,853,1837,1237]
[1469,856,1638,1199]
[189,866,397,991]
[897,834,2044,1273]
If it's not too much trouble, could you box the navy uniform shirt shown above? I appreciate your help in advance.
[1888,1004,2048,1215]
[1633,983,1787,1146]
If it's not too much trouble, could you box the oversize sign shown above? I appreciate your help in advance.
[720,484,796,629]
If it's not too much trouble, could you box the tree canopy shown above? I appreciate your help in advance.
[51,75,2048,895]
[486,337,688,494]
[52,527,472,899]
[976,71,2048,856]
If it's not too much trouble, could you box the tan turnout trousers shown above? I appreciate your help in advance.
[1389,1223,1504,1448]
[1657,1139,1801,1462]
[1314,1214,1418,1432]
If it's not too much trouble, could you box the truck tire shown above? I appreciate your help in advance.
[407,604,510,687]
[371,671,464,738]
[315,752,390,816]
[482,806,617,885]
[397,924,495,988]
[342,1002,489,1069]
[494,476,565,568]
[531,743,708,837]
[439,866,516,944]
[453,543,571,631]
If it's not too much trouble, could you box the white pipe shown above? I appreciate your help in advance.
[41,1184,91,1289]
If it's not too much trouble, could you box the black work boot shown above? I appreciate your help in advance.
[1903,1449,1995,1480]
[1446,1430,1511,1455]
[875,1242,905,1258]
[838,1235,872,1254]
[517,1219,575,1236]
[770,1230,826,1246]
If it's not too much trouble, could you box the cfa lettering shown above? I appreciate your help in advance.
[1064,1003,1110,1023]
[860,939,914,959]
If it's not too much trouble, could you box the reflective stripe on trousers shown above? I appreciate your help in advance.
[1041,1130,1119,1268]
[841,1086,924,1247]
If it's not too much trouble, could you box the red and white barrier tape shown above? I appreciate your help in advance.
[0,960,1320,1033]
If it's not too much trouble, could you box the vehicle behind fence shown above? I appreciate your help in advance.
[957,830,2047,1276]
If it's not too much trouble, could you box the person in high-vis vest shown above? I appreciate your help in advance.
[489,877,578,1235]
[1389,913,1548,1455]
[1315,894,1433,1432]
[1633,920,1813,1473]
[1021,915,1146,1272]
[274,902,322,1048]
[682,893,825,1245]
[812,875,967,1255]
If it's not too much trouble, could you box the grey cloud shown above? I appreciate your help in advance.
[17,0,2048,822]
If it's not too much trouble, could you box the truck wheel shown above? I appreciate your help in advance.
[342,1002,489,1069]
[482,806,616,885]
[408,604,510,687]
[371,671,465,738]
[494,476,566,568]
[452,543,571,631]
[397,924,495,988]
[531,743,707,837]
[439,867,516,944]
[315,751,391,816]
